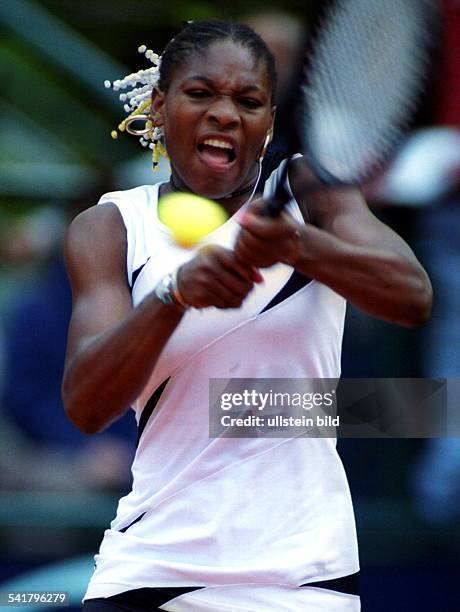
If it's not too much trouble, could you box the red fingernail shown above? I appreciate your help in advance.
[253,268,263,283]
[237,212,250,226]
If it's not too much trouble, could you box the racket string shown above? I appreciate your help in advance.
[302,0,434,183]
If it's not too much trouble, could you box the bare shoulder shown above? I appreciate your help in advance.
[64,202,133,363]
[65,203,128,289]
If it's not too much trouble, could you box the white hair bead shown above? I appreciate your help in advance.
[106,44,166,170]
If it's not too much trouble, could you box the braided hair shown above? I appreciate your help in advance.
[159,20,277,100]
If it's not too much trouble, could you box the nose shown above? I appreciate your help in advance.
[207,95,240,128]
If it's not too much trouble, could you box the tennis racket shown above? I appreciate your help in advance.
[266,0,437,217]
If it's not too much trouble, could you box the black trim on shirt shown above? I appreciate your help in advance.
[118,512,147,534]
[83,586,204,611]
[260,270,312,314]
[259,152,313,312]
[136,378,170,448]
[130,258,150,292]
[259,149,288,194]
[83,573,359,611]
[300,571,360,596]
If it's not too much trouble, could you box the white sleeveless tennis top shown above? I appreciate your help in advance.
[84,161,359,606]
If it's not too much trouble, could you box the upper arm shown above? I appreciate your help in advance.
[289,158,421,264]
[64,203,133,367]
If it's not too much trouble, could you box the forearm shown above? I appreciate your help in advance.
[62,294,183,434]
[294,224,432,327]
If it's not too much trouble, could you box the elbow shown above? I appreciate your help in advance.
[61,383,105,435]
[70,413,104,436]
[402,275,433,328]
[64,404,103,435]
[416,285,433,327]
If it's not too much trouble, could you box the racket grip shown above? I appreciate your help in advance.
[265,189,290,217]
[264,158,291,218]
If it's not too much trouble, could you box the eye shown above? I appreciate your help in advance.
[186,89,211,98]
[238,97,263,109]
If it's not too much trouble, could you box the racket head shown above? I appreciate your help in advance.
[295,0,437,187]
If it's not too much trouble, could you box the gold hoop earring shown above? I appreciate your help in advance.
[124,114,153,136]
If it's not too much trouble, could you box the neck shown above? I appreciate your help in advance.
[169,174,258,201]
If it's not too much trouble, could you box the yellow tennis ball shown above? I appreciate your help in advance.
[159,192,228,247]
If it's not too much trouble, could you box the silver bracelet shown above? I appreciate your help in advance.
[154,271,189,310]
[170,268,190,308]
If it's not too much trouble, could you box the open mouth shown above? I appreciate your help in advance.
[197,138,236,167]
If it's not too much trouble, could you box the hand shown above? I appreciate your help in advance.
[235,198,302,268]
[177,245,262,309]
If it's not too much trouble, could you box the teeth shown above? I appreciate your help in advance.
[202,139,233,150]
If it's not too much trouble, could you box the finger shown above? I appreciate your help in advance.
[180,246,257,306]
[203,277,251,309]
[214,266,254,298]
[185,272,246,308]
[242,196,266,215]
[252,268,264,283]
[191,258,254,302]
[213,248,259,283]
[238,211,299,240]
[236,229,300,268]
[235,245,273,269]
[236,230,282,259]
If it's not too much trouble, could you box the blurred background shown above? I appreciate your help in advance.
[0,0,459,610]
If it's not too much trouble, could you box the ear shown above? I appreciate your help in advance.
[265,107,277,149]
[150,88,165,126]
[259,110,276,163]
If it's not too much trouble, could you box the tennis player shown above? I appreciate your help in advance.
[62,20,432,612]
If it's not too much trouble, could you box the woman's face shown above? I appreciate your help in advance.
[153,40,276,199]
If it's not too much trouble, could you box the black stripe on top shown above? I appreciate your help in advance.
[259,149,288,193]
[83,586,205,610]
[130,258,150,292]
[300,571,360,596]
[260,270,311,314]
[136,377,170,447]
[83,573,359,610]
[118,512,147,533]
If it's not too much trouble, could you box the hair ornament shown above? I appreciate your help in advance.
[105,45,168,170]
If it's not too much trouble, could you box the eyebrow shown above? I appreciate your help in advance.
[184,75,264,94]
